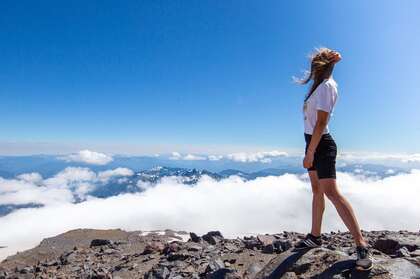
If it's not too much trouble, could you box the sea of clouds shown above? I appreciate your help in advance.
[0,167,419,260]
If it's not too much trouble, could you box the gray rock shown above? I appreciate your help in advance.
[410,249,420,257]
[243,237,260,250]
[396,246,411,257]
[163,242,181,254]
[205,258,225,273]
[262,244,274,254]
[1,229,420,279]
[203,231,224,245]
[273,239,292,253]
[189,232,201,243]
[223,242,241,253]
[257,235,276,254]
[42,260,59,267]
[186,243,203,252]
[257,235,275,246]
[144,241,165,254]
[207,268,240,279]
[245,263,262,276]
[90,239,112,247]
[145,266,170,279]
[377,258,420,278]
[19,266,33,274]
[374,238,400,255]
[282,272,298,279]
[374,233,420,255]
[167,251,191,261]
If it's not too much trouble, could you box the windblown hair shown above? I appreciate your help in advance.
[295,47,336,96]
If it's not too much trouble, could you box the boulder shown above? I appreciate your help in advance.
[410,249,420,257]
[374,233,419,255]
[144,266,170,279]
[90,239,112,247]
[185,243,203,252]
[167,251,191,261]
[396,247,411,258]
[244,263,262,277]
[19,266,33,274]
[205,258,225,273]
[257,235,275,246]
[282,272,298,279]
[202,231,224,245]
[206,268,241,279]
[377,258,420,278]
[257,235,275,254]
[163,242,180,255]
[189,232,201,243]
[273,239,292,253]
[243,237,260,250]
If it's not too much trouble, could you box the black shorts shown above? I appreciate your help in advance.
[304,133,337,179]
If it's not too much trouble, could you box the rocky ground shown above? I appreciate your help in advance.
[0,229,419,278]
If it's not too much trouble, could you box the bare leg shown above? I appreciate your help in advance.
[320,178,367,247]
[309,171,325,237]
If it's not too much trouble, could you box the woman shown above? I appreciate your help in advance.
[294,48,372,271]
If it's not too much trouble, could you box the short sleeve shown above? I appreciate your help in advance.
[315,83,335,113]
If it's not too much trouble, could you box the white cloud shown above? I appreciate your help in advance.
[386,169,395,175]
[40,167,97,201]
[401,153,420,163]
[1,169,419,261]
[60,150,113,165]
[16,173,43,185]
[97,168,134,183]
[169,152,207,161]
[339,152,420,164]
[0,178,74,206]
[183,154,207,161]
[0,167,135,206]
[137,180,153,190]
[73,182,95,199]
[0,167,98,206]
[226,150,288,163]
[45,167,97,185]
[208,155,223,161]
[43,167,96,198]
[169,152,182,160]
[117,178,129,184]
[168,150,288,163]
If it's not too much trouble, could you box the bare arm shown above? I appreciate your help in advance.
[303,110,329,168]
[308,110,329,153]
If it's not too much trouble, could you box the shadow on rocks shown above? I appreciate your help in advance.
[314,259,363,279]
[254,248,310,279]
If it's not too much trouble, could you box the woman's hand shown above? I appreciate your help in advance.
[303,151,314,169]
[328,50,342,63]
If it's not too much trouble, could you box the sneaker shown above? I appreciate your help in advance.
[355,246,373,271]
[293,234,322,250]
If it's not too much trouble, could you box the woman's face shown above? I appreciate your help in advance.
[328,50,342,63]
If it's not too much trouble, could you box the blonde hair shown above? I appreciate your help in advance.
[295,47,337,96]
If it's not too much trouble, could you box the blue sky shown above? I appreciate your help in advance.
[1,0,419,155]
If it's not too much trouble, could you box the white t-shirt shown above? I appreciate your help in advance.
[303,78,338,135]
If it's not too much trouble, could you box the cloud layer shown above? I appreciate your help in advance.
[60,150,113,165]
[339,152,420,164]
[168,150,288,163]
[226,151,288,163]
[0,167,134,205]
[0,169,419,260]
[169,152,207,161]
